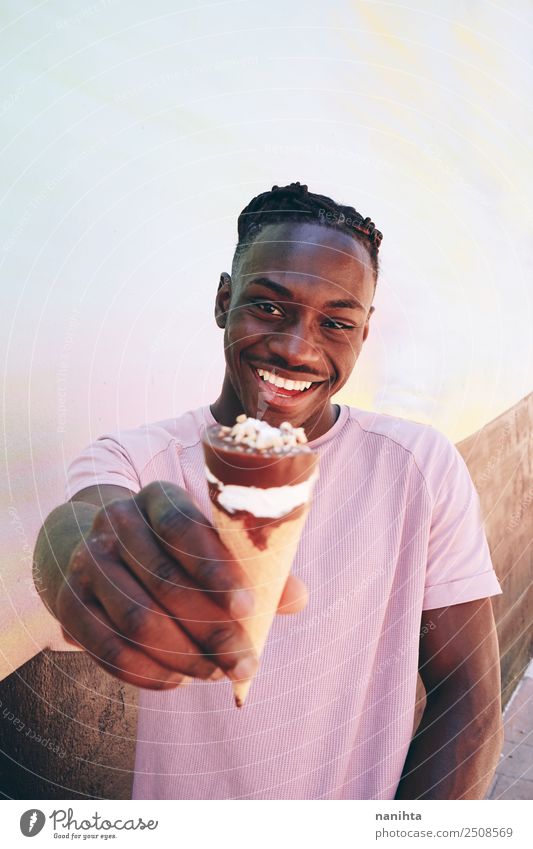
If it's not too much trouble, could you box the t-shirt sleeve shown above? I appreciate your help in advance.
[64,435,142,501]
[422,438,503,610]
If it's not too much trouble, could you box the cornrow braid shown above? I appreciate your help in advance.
[233,181,383,280]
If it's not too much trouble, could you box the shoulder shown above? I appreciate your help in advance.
[91,405,208,474]
[344,406,463,502]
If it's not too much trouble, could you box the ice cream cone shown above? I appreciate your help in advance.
[202,416,318,706]
[209,499,313,706]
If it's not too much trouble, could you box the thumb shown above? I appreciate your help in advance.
[276,574,308,615]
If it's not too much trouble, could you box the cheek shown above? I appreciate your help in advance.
[224,315,252,364]
[226,311,264,349]
[337,336,363,374]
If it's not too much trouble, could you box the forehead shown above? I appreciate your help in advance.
[236,222,374,305]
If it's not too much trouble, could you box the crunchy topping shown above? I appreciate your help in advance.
[216,415,310,454]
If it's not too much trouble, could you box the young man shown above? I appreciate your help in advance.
[34,182,504,800]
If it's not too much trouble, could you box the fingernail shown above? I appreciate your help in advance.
[230,589,255,618]
[209,668,225,680]
[227,655,257,682]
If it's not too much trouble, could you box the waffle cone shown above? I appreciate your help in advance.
[210,501,311,706]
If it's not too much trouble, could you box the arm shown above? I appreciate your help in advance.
[395,597,504,800]
[33,485,133,623]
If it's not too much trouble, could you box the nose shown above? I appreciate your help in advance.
[265,324,323,372]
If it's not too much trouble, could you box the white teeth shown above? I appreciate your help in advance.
[256,368,313,392]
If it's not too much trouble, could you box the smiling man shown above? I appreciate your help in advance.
[34,182,503,800]
[211,205,375,440]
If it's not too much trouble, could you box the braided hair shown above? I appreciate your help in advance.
[232,182,383,281]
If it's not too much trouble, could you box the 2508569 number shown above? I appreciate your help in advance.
[462,828,513,838]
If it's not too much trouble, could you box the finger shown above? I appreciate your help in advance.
[56,579,188,690]
[89,553,220,680]
[60,628,84,649]
[277,575,309,615]
[107,519,258,683]
[136,483,255,618]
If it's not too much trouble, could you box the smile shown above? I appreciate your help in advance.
[256,368,313,392]
[250,365,324,403]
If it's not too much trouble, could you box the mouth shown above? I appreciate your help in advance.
[248,364,326,407]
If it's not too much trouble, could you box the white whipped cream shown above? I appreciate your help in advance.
[206,466,318,518]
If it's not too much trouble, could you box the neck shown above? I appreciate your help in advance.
[210,373,245,428]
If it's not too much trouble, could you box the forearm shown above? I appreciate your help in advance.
[395,693,503,800]
[33,501,98,618]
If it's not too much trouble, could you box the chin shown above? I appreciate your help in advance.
[246,401,317,429]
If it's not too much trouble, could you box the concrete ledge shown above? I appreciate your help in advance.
[0,650,137,799]
[457,392,533,708]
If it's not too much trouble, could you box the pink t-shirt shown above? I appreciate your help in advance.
[65,404,502,800]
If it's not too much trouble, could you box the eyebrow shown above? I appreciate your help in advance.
[244,277,367,311]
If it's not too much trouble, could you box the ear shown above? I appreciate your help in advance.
[362,305,375,342]
[215,272,232,328]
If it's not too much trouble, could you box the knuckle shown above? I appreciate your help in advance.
[68,544,91,580]
[205,625,238,655]
[150,558,180,595]
[157,504,188,538]
[88,515,118,555]
[139,480,181,500]
[142,481,168,501]
[196,557,225,587]
[157,493,202,538]
[56,579,85,620]
[191,662,217,681]
[91,508,113,534]
[93,499,132,533]
[102,501,134,537]
[107,499,132,523]
[97,637,124,669]
[122,604,149,639]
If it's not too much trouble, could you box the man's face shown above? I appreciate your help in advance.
[214,221,375,437]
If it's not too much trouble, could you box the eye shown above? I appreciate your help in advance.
[322,319,356,330]
[248,299,283,316]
